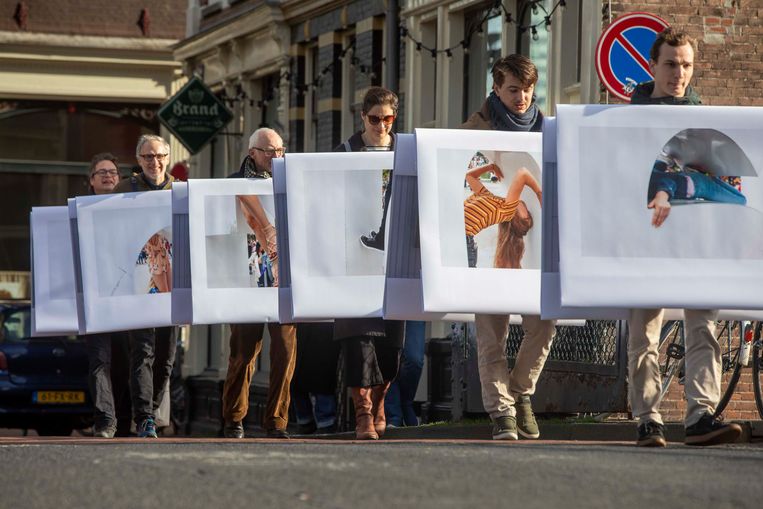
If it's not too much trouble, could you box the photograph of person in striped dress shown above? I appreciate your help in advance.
[463,153,542,269]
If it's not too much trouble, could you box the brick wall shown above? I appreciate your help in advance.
[608,1,763,106]
[659,325,760,422]
[0,0,186,38]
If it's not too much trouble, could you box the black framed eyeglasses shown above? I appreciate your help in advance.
[252,147,285,157]
[139,153,169,161]
[92,169,119,177]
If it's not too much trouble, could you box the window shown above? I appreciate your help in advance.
[517,0,553,112]
[304,45,319,152]
[260,74,283,133]
[0,100,159,165]
[463,6,503,120]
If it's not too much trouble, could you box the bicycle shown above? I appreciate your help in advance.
[657,319,763,419]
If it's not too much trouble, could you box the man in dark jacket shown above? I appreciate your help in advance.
[627,27,741,447]
[221,128,297,439]
[462,55,555,442]
[113,135,176,438]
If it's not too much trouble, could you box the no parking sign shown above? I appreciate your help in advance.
[596,12,669,101]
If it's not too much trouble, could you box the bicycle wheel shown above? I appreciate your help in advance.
[714,321,743,417]
[752,323,763,419]
[658,320,685,403]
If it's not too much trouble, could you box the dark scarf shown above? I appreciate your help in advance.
[487,91,541,132]
[143,173,170,190]
[239,155,271,179]
[630,81,702,105]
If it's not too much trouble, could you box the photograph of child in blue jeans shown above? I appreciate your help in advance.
[646,151,746,228]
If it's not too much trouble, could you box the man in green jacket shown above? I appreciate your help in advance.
[627,28,742,447]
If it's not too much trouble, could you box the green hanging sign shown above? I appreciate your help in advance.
[157,76,234,154]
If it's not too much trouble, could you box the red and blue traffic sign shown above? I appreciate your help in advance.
[596,12,670,102]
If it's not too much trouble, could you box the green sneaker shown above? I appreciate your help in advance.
[492,415,518,440]
[514,395,540,439]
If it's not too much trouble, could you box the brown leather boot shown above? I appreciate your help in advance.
[350,387,378,440]
[371,382,391,437]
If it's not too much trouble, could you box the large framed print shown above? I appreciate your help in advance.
[171,182,193,325]
[557,104,763,310]
[30,206,79,335]
[416,128,543,315]
[384,133,473,322]
[76,190,173,333]
[285,151,393,319]
[187,178,278,324]
[540,117,629,321]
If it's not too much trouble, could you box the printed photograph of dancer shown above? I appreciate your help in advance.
[647,129,750,228]
[463,152,542,269]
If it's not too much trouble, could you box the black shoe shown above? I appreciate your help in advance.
[224,421,244,439]
[684,413,742,446]
[360,231,384,251]
[637,420,666,447]
[297,421,317,435]
[266,428,290,439]
[315,424,337,435]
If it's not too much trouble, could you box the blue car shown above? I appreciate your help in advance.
[0,301,93,435]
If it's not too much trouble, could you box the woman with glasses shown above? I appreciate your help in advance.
[332,86,405,440]
[85,153,132,438]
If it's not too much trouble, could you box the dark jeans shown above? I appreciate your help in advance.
[385,320,426,426]
[343,336,402,388]
[128,327,177,424]
[86,332,130,430]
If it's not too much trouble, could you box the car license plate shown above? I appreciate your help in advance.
[34,391,85,404]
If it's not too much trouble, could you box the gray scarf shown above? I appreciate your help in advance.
[487,91,540,132]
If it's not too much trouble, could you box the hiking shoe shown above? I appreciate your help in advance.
[93,425,116,439]
[224,421,244,439]
[637,420,667,447]
[360,231,384,251]
[137,418,158,439]
[492,415,518,440]
[684,413,742,446]
[514,395,540,439]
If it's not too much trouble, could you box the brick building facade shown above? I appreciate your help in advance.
[608,1,763,107]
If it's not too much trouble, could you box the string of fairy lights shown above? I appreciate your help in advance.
[219,0,566,109]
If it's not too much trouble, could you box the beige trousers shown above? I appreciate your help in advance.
[475,314,556,420]
[628,309,720,427]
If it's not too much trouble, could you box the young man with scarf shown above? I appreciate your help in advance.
[627,28,741,447]
[462,54,555,440]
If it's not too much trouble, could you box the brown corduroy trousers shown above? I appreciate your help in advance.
[222,323,297,430]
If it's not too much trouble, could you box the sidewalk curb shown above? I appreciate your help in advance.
[304,420,761,443]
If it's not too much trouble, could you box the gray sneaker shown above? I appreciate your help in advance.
[514,395,540,439]
[492,415,518,440]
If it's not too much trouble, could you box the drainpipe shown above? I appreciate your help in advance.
[385,0,400,94]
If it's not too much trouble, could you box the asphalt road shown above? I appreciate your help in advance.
[2,438,763,509]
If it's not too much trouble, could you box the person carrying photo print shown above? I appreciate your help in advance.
[627,27,741,447]
[351,88,398,251]
[112,135,178,439]
[646,150,746,228]
[85,153,132,438]
[461,54,555,441]
[221,128,296,439]
[334,86,404,440]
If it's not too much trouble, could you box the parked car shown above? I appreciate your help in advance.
[0,301,93,435]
